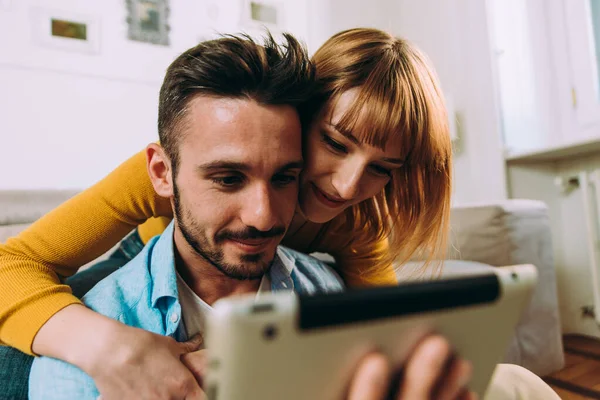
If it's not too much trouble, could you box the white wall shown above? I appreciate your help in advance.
[389,0,508,205]
[0,0,309,190]
[306,0,508,205]
[1,0,507,207]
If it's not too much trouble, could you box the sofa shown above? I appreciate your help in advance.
[0,191,564,376]
[399,200,564,377]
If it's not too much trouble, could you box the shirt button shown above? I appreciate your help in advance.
[170,312,179,323]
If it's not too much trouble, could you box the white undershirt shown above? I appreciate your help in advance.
[176,271,271,339]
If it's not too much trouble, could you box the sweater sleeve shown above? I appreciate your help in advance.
[0,149,172,354]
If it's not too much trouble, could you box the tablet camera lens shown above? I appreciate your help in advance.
[263,324,278,341]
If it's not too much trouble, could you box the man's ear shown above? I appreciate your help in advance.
[146,143,174,198]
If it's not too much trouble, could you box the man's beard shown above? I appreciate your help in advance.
[173,182,285,280]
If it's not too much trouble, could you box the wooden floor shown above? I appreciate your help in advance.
[544,335,600,399]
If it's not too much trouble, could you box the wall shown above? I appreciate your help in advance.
[394,0,507,205]
[307,0,507,205]
[1,0,507,207]
[0,0,309,190]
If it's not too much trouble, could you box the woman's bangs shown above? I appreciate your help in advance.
[334,87,415,162]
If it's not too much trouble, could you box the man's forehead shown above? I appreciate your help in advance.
[184,96,301,139]
[178,96,303,170]
[190,96,243,121]
[190,142,302,168]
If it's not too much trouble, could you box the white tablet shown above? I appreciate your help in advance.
[204,264,537,400]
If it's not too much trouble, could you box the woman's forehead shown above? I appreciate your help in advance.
[327,89,360,122]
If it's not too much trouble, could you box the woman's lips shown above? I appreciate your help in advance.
[311,183,346,208]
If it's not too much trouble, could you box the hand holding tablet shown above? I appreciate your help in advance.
[204,264,537,399]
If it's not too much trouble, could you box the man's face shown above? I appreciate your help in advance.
[172,97,303,280]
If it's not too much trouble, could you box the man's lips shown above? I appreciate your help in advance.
[311,183,346,208]
[226,237,276,254]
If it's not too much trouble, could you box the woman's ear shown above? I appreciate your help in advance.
[146,143,174,198]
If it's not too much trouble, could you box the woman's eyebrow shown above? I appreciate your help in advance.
[381,157,404,165]
[328,123,360,144]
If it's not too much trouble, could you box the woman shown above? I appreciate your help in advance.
[0,28,451,396]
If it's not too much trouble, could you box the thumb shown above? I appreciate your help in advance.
[179,333,204,353]
[181,350,208,386]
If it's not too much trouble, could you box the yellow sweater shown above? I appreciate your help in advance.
[0,150,397,355]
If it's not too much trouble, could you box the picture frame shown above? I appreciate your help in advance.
[126,0,170,46]
[240,0,284,31]
[31,9,101,55]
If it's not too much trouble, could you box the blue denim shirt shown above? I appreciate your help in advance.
[29,222,344,400]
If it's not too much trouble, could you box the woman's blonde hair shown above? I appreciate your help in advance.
[307,28,452,273]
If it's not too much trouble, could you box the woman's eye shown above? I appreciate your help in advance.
[370,165,392,177]
[212,176,244,187]
[321,132,348,153]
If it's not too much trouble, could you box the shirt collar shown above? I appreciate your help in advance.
[270,247,295,291]
[149,221,179,308]
[149,222,296,307]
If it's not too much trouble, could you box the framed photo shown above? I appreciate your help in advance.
[126,0,170,46]
[241,0,284,31]
[31,9,101,54]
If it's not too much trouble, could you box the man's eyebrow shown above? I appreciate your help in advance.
[196,160,304,173]
[276,160,304,172]
[197,161,251,172]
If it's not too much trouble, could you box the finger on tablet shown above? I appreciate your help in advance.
[435,357,473,400]
[459,390,479,400]
[398,334,452,399]
[347,353,390,400]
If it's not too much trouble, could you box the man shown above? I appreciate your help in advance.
[28,32,344,399]
[28,33,559,400]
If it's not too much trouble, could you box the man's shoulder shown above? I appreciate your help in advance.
[81,236,160,321]
[277,246,345,294]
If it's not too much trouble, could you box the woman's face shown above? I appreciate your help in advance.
[299,89,405,223]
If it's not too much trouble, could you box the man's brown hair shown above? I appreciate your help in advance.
[158,33,315,169]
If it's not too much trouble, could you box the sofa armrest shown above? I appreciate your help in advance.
[447,199,549,266]
[0,190,79,226]
[447,199,564,376]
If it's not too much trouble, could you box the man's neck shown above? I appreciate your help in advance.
[172,228,262,306]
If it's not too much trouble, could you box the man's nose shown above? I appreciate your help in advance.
[240,185,278,232]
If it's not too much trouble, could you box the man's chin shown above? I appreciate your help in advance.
[220,263,271,281]
[218,251,276,279]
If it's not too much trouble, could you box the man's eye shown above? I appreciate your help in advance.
[321,132,348,154]
[273,174,297,186]
[211,176,244,187]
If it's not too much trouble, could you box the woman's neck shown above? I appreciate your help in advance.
[288,207,309,237]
